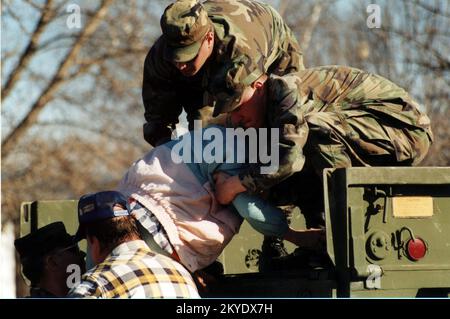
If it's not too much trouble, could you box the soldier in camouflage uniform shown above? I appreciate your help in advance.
[142,0,303,147]
[144,0,304,261]
[213,65,433,235]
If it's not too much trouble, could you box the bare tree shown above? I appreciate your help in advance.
[1,0,170,222]
[275,0,449,165]
[352,0,449,165]
[2,0,174,296]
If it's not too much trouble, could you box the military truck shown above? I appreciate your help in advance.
[19,167,450,297]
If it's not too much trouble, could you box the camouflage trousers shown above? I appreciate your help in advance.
[304,109,431,174]
[270,109,432,228]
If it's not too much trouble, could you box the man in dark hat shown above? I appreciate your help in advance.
[14,222,86,297]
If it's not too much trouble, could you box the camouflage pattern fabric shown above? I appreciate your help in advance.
[161,0,214,63]
[240,65,433,194]
[142,0,303,146]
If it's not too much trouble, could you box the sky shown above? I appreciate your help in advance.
[2,0,448,142]
[0,0,326,138]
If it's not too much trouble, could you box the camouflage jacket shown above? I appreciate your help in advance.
[142,0,303,146]
[240,65,434,193]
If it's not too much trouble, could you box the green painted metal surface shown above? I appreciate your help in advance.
[324,167,450,297]
[19,167,450,297]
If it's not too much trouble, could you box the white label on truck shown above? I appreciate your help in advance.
[392,196,433,218]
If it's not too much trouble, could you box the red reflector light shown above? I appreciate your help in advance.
[406,238,427,261]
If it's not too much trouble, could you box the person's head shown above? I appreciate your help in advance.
[14,222,86,297]
[74,191,141,265]
[161,0,215,76]
[212,74,269,128]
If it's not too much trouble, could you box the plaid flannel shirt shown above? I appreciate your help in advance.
[68,240,199,298]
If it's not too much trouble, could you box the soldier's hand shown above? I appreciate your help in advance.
[213,172,247,205]
[143,122,172,147]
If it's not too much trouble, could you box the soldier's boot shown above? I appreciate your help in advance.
[258,236,289,273]
[305,211,326,230]
[258,205,294,272]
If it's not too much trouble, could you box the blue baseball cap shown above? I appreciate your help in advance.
[74,191,131,242]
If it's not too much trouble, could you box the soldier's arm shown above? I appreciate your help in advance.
[239,79,308,194]
[212,164,288,237]
[266,4,305,74]
[142,38,183,146]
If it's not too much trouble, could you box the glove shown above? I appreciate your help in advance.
[143,122,173,147]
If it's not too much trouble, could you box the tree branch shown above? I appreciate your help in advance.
[1,0,114,159]
[411,0,450,19]
[301,2,323,51]
[1,0,55,102]
[277,0,292,18]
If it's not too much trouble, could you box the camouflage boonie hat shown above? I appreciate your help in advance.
[210,61,263,117]
[211,86,243,117]
[160,0,213,63]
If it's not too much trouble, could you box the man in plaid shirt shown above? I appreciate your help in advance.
[67,191,199,298]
